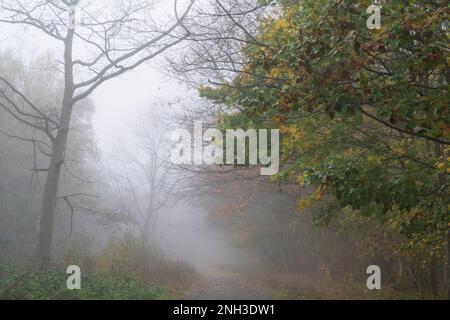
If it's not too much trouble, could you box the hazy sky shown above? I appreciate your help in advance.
[91,0,194,153]
[92,59,191,153]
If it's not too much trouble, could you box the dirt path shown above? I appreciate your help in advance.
[186,271,274,300]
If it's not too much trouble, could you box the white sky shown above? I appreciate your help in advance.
[91,58,191,153]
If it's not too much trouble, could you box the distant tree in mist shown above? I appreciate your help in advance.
[108,108,188,244]
[0,0,194,271]
[0,51,98,265]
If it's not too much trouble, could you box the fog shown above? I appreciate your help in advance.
[0,1,230,271]
[0,0,448,301]
[155,205,246,272]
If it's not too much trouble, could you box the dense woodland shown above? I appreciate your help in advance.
[0,0,449,300]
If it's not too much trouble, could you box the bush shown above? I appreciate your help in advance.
[0,234,197,300]
[0,268,168,300]
[252,272,421,300]
[95,234,197,288]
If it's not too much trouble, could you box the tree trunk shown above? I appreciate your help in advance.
[35,30,74,271]
[447,230,450,300]
[434,142,449,299]
[429,256,440,298]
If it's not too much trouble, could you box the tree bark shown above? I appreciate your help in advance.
[36,30,74,271]
[447,230,450,300]
[434,142,449,299]
[429,256,440,298]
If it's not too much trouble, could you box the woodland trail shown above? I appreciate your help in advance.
[186,270,274,300]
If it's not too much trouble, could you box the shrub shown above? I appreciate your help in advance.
[95,234,197,288]
[0,268,168,300]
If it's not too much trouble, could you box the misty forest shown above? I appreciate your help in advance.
[0,0,449,300]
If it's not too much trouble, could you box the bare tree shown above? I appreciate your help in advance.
[0,0,194,270]
[108,107,189,244]
[168,0,277,87]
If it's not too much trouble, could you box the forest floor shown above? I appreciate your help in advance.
[185,270,275,300]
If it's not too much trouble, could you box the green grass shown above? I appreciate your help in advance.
[0,267,169,300]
